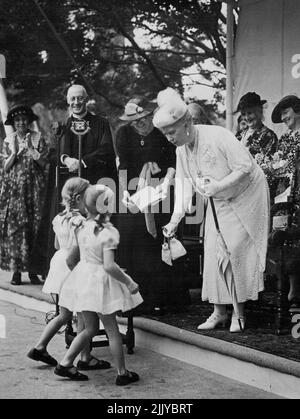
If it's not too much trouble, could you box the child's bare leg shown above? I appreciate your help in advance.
[60,311,99,367]
[100,313,126,375]
[35,307,72,352]
[77,312,95,363]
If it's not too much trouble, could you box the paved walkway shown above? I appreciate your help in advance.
[0,299,280,399]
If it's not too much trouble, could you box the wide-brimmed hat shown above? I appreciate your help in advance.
[5,104,39,126]
[235,92,267,113]
[119,96,156,121]
[271,95,300,123]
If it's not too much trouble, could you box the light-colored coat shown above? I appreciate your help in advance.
[171,125,270,303]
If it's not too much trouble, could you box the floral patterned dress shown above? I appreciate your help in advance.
[274,130,300,194]
[0,131,47,272]
[237,124,278,200]
[236,124,278,158]
[271,129,300,274]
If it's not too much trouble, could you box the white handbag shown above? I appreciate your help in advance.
[169,237,187,260]
[161,239,173,266]
[162,237,187,265]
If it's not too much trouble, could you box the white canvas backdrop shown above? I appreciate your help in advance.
[233,0,300,136]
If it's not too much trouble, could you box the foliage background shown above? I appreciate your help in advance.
[0,0,234,133]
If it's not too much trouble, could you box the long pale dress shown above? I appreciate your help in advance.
[171,125,270,304]
[0,131,47,272]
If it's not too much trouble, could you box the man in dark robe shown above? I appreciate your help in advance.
[32,85,116,277]
[60,84,117,184]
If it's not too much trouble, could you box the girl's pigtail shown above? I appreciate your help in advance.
[69,193,77,212]
[61,177,90,213]
[95,194,111,228]
[94,214,106,229]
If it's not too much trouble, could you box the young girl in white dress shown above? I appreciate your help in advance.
[42,179,89,296]
[55,184,143,384]
[27,178,111,371]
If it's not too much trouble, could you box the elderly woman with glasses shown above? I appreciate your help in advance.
[115,96,190,315]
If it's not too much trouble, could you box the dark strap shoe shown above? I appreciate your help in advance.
[27,348,57,366]
[77,357,111,371]
[54,364,89,381]
[11,272,22,286]
[116,370,139,386]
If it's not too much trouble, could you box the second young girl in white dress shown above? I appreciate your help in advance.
[27,178,111,371]
[56,184,143,384]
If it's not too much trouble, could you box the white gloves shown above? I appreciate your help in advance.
[162,221,178,238]
[197,176,221,197]
[122,191,136,210]
[155,167,175,197]
[64,156,80,173]
[10,138,18,155]
[28,148,41,160]
[155,178,170,197]
[10,134,41,160]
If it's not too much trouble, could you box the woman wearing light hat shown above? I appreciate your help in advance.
[155,88,270,332]
[0,104,48,285]
[116,95,190,315]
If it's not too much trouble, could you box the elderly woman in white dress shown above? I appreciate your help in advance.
[154,88,270,333]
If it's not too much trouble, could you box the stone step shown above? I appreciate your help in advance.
[0,274,300,399]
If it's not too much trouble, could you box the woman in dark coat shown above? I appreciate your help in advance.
[116,96,190,315]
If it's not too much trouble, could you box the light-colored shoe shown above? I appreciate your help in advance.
[197,313,228,330]
[230,315,245,333]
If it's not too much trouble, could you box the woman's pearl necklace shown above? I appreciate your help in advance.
[187,127,197,152]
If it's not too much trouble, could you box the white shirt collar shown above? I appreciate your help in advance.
[71,110,88,120]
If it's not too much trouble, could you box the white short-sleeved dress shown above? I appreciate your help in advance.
[42,211,84,295]
[59,220,143,314]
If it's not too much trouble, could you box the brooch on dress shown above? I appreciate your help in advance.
[200,144,217,168]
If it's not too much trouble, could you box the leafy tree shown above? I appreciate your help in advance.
[0,1,73,105]
[0,0,233,121]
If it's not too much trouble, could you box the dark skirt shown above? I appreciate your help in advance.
[30,161,57,275]
[116,211,190,314]
[284,245,300,275]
